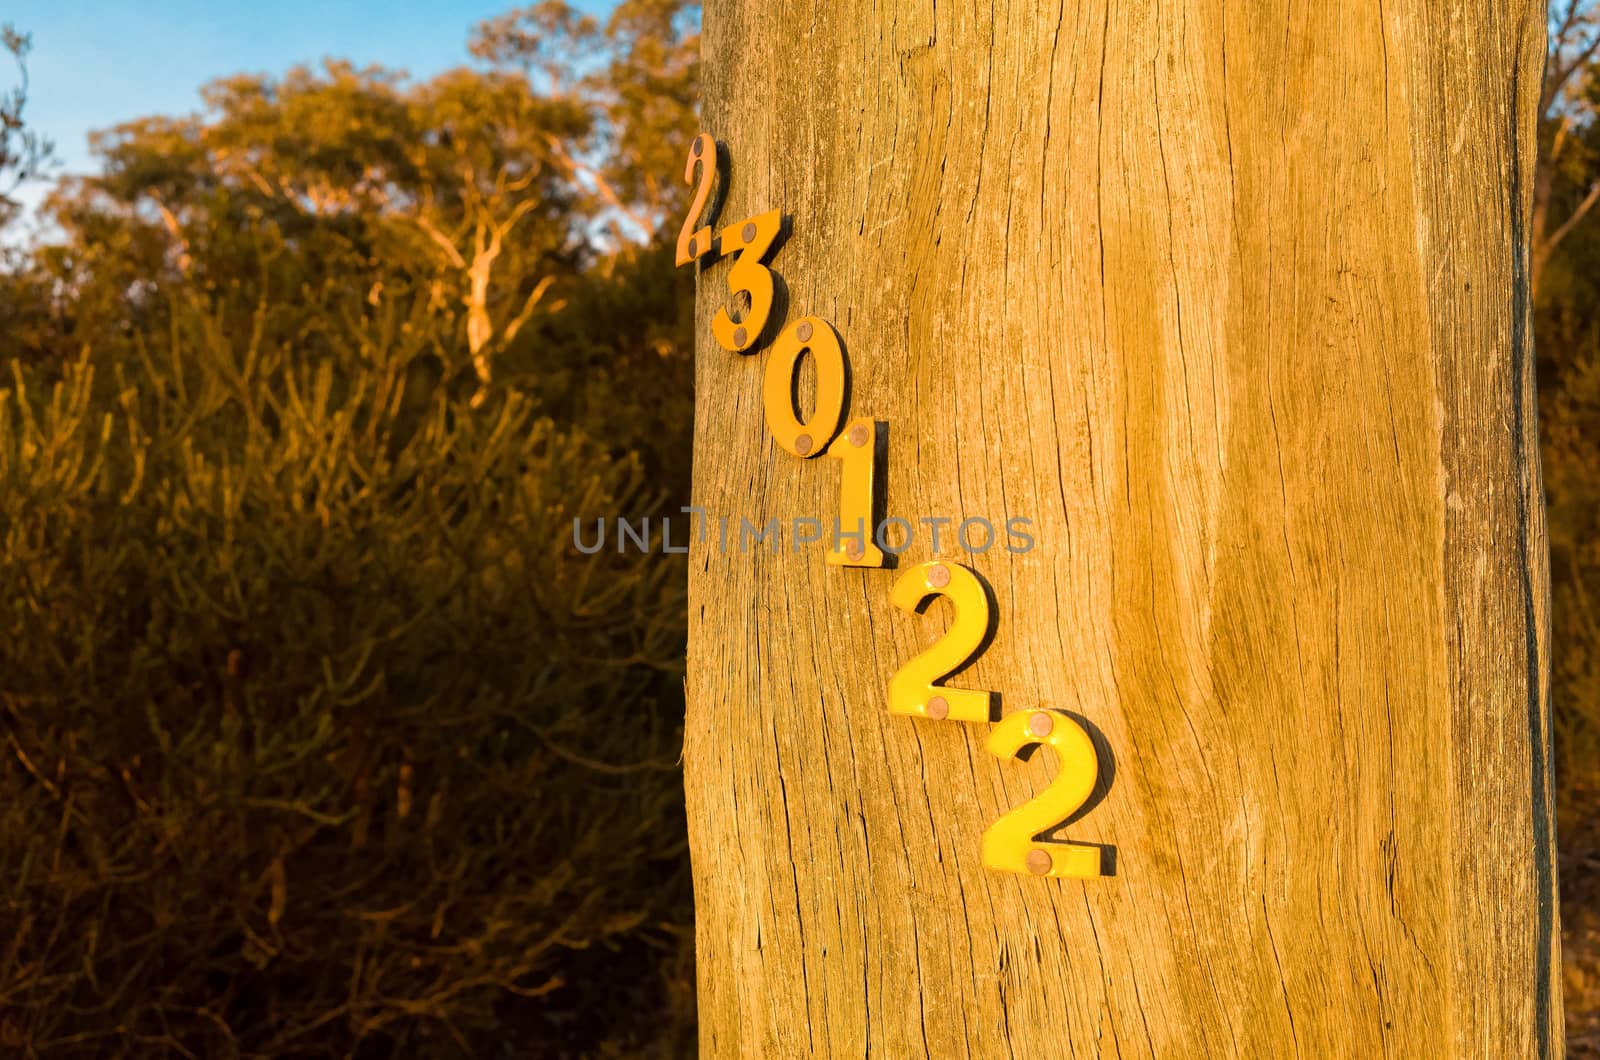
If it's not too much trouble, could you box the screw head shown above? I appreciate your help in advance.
[733,326,748,348]
[849,423,870,448]
[794,433,813,456]
[1025,849,1053,876]
[846,539,864,560]
[692,137,705,158]
[796,320,814,342]
[687,237,698,257]
[742,221,757,243]
[926,696,950,721]
[1028,712,1055,739]
[927,564,951,589]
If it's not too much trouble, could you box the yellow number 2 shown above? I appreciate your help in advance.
[887,561,993,722]
[675,133,720,267]
[982,709,1103,879]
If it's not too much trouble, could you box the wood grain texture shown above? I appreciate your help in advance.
[683,1,1562,1054]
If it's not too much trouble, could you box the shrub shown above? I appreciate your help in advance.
[0,282,692,1056]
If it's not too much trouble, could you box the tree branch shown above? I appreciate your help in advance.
[500,274,557,347]
[542,134,653,237]
[413,213,468,270]
[1543,179,1600,259]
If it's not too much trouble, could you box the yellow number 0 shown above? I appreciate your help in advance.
[763,316,845,458]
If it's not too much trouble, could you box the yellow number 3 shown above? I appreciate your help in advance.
[982,709,1104,879]
[712,209,782,353]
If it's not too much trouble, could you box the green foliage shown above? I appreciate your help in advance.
[1535,78,1600,849]
[508,238,697,495]
[0,22,52,229]
[1540,250,1600,839]
[471,1,702,236]
[0,272,694,1055]
[0,6,699,1056]
[1535,10,1600,1046]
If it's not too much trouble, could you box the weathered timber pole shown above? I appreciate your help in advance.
[684,1,1562,1054]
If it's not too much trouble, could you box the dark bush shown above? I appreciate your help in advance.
[0,279,693,1056]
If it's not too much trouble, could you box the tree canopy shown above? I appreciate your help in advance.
[0,4,701,1055]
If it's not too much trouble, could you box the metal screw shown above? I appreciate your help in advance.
[926,696,949,721]
[688,237,698,257]
[928,564,951,589]
[733,326,748,347]
[1029,712,1054,739]
[693,137,704,158]
[1026,849,1053,876]
[796,321,813,342]
[846,540,864,560]
[849,424,870,448]
[794,434,813,456]
[742,221,757,242]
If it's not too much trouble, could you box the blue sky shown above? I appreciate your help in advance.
[5,1,610,216]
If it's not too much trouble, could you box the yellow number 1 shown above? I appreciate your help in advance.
[825,417,884,567]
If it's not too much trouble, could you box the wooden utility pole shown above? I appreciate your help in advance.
[683,1,1563,1055]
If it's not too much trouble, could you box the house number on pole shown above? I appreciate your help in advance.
[674,133,1107,880]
